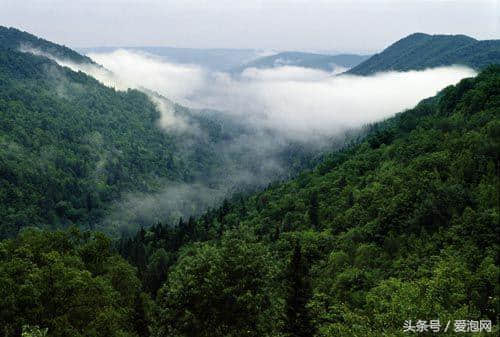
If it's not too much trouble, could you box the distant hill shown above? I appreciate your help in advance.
[0,26,93,64]
[234,51,370,72]
[79,46,267,71]
[347,33,500,75]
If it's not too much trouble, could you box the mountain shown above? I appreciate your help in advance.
[79,46,267,71]
[0,48,210,238]
[234,51,370,72]
[0,27,321,238]
[0,26,93,64]
[120,65,500,336]
[0,27,238,238]
[347,32,500,75]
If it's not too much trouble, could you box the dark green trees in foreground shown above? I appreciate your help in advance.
[0,228,151,337]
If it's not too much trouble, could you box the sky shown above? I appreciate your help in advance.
[2,0,498,53]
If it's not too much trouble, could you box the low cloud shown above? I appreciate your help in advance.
[21,47,477,230]
[192,65,476,140]
[26,47,476,140]
[87,50,206,105]
[80,50,476,140]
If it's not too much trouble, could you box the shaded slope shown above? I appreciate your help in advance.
[348,33,500,75]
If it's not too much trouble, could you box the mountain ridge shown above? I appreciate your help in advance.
[0,26,93,64]
[347,32,500,75]
[233,51,370,72]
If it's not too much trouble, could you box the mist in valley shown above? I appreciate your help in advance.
[21,46,477,233]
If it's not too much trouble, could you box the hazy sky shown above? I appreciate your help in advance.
[2,0,498,53]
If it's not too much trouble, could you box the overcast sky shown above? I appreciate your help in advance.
[1,0,498,53]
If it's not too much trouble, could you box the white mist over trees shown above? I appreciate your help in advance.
[20,47,477,231]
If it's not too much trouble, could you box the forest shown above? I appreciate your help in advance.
[0,27,326,238]
[1,53,498,336]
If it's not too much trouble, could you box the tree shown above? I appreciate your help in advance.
[284,241,315,337]
[308,191,319,229]
[154,227,283,337]
[0,228,150,337]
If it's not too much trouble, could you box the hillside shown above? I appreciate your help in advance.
[348,33,500,75]
[234,51,370,72]
[0,28,322,238]
[0,48,215,238]
[119,66,499,336]
[0,24,498,336]
[0,26,93,64]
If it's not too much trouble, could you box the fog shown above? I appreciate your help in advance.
[21,47,477,232]
[69,49,476,140]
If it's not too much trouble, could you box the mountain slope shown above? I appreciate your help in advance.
[235,51,369,72]
[0,48,197,237]
[348,33,500,75]
[0,28,323,238]
[121,66,500,336]
[0,26,93,64]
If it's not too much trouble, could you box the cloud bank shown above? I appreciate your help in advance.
[26,47,476,140]
[192,65,476,139]
[67,49,476,140]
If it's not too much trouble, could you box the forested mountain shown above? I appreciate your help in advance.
[1,27,499,336]
[0,27,323,238]
[234,51,370,72]
[0,47,207,238]
[0,26,92,64]
[0,27,233,238]
[348,33,500,75]
[2,65,497,337]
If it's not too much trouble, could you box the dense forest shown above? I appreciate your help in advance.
[0,47,226,238]
[2,62,498,336]
[2,27,499,239]
[117,65,500,336]
[0,27,323,238]
[347,33,500,75]
[0,26,499,336]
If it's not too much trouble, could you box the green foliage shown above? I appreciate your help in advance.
[0,31,323,238]
[0,26,92,64]
[0,228,152,337]
[1,27,499,336]
[124,66,499,336]
[0,44,249,237]
[21,326,48,337]
[154,227,284,337]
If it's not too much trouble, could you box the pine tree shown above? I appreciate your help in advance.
[284,242,315,337]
